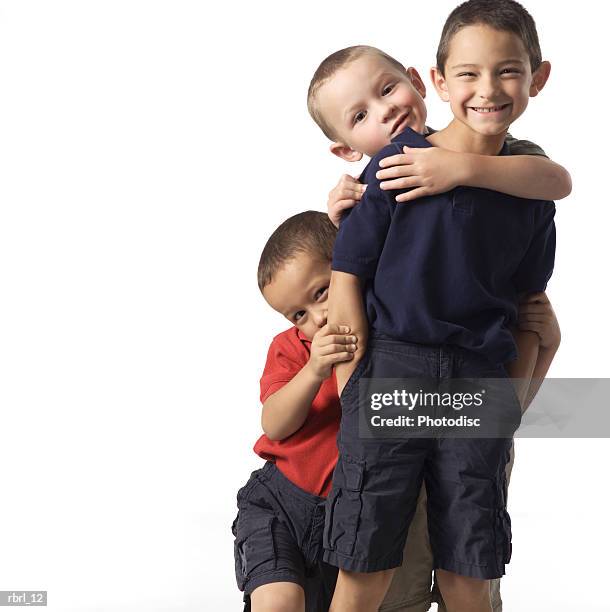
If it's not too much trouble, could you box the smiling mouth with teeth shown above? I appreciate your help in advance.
[469,103,511,113]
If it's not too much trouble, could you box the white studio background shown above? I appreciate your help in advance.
[0,1,606,610]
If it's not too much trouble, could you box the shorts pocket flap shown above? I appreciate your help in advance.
[343,457,364,492]
[235,514,270,541]
[234,514,275,587]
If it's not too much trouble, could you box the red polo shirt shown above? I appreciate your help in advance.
[253,327,341,497]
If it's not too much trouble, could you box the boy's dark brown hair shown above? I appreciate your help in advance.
[257,211,337,292]
[307,45,406,141]
[436,0,542,76]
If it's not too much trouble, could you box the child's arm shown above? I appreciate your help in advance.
[376,145,572,203]
[506,292,561,411]
[517,292,561,410]
[326,168,393,388]
[326,158,398,388]
[261,323,356,440]
[327,271,369,395]
[505,329,540,408]
[326,150,569,226]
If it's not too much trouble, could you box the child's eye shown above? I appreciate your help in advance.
[500,68,520,75]
[315,287,329,300]
[382,83,395,95]
[354,110,366,124]
[294,310,305,322]
[458,72,476,77]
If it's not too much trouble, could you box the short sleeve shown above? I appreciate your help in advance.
[260,331,308,403]
[505,133,548,157]
[332,161,394,279]
[512,203,556,294]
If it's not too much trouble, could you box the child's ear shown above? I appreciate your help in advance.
[430,66,450,102]
[530,61,551,97]
[330,142,363,162]
[406,67,426,99]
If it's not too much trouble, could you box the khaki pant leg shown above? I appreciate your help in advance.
[379,484,434,612]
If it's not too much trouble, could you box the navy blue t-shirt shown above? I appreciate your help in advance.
[332,127,556,365]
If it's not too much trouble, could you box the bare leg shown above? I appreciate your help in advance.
[250,582,305,612]
[435,569,491,612]
[329,568,396,612]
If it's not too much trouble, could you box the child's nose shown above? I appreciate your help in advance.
[313,310,327,327]
[380,101,397,122]
[478,76,501,100]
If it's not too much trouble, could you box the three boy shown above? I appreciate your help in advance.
[233,0,565,610]
[233,211,559,611]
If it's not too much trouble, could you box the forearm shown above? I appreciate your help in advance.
[523,345,558,411]
[463,154,572,200]
[506,329,540,408]
[328,271,368,394]
[261,365,323,441]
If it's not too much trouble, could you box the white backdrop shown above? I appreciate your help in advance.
[0,1,607,610]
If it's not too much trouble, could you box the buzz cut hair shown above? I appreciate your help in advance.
[307,45,407,141]
[257,211,337,292]
[436,0,543,76]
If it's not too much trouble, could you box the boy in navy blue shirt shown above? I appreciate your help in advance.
[306,1,558,610]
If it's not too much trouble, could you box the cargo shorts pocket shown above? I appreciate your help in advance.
[495,473,512,567]
[324,456,365,557]
[233,514,275,591]
[495,508,512,565]
[339,352,370,403]
[496,367,524,429]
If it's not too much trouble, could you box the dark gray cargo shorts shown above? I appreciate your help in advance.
[323,333,520,580]
[232,462,338,611]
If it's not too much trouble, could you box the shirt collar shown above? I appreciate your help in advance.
[296,328,311,346]
[498,141,510,156]
[392,125,510,156]
[390,126,432,148]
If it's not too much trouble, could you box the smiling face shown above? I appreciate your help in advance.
[432,24,550,138]
[262,252,331,341]
[315,53,428,160]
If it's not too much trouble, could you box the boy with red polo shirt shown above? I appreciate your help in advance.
[232,212,351,612]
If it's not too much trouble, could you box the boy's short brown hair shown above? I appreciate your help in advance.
[307,45,406,141]
[436,0,542,76]
[257,211,337,292]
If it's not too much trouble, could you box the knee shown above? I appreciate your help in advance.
[250,582,304,612]
[331,568,395,611]
[436,570,490,612]
[344,567,394,591]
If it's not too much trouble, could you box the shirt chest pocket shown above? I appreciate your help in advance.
[452,188,473,215]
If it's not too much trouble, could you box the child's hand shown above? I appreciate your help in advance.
[327,174,367,228]
[518,292,561,351]
[307,323,357,380]
[376,146,466,203]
